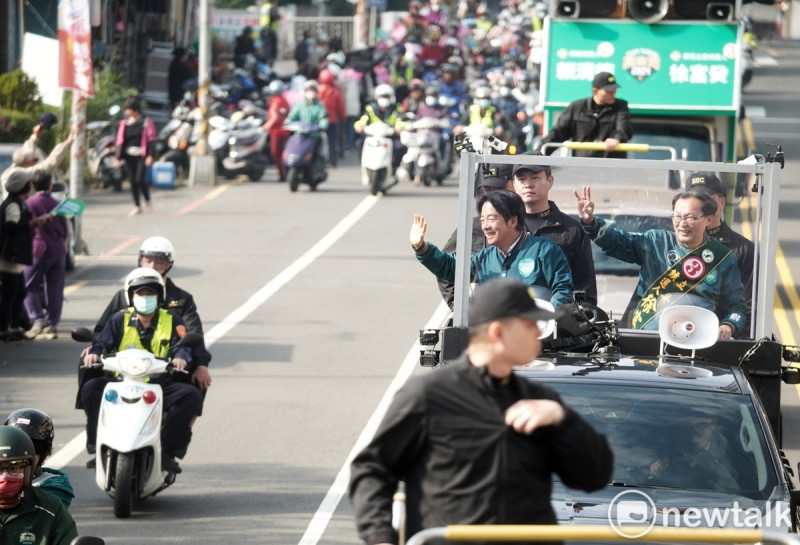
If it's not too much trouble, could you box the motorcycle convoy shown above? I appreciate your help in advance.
[84,61,537,196]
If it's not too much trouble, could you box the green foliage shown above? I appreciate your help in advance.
[0,69,43,113]
[85,65,140,123]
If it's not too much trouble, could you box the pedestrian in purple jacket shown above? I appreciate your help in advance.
[23,171,68,339]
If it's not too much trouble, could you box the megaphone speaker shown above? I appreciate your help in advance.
[672,0,734,20]
[707,2,733,21]
[658,305,719,350]
[555,0,580,18]
[627,0,669,24]
[534,299,557,340]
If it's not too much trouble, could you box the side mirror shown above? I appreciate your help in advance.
[782,367,800,385]
[71,538,105,545]
[173,332,203,350]
[71,327,95,343]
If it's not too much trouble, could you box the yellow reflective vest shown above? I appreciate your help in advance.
[119,308,174,358]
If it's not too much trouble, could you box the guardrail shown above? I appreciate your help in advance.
[406,525,800,545]
[541,142,678,160]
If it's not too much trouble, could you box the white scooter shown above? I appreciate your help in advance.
[361,122,398,196]
[398,117,451,186]
[72,328,201,519]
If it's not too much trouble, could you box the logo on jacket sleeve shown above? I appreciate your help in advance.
[19,532,36,545]
[517,258,536,277]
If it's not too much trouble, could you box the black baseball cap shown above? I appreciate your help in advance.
[39,113,58,130]
[592,72,620,91]
[480,164,512,188]
[686,171,725,197]
[469,278,556,326]
[512,151,550,178]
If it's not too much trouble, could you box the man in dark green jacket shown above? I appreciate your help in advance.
[411,190,575,308]
[0,427,78,545]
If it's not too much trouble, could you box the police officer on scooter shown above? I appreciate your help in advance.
[80,268,202,474]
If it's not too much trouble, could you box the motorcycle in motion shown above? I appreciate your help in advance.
[282,121,328,192]
[397,116,452,187]
[71,328,201,518]
[360,121,399,196]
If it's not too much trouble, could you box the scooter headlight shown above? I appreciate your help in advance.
[117,354,154,376]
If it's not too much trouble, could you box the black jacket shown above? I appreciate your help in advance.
[525,202,597,305]
[541,97,632,158]
[0,195,33,266]
[349,357,613,545]
[710,222,755,334]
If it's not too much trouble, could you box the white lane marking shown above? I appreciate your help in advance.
[47,431,90,469]
[49,195,381,470]
[297,302,451,545]
[744,105,767,118]
[203,194,380,346]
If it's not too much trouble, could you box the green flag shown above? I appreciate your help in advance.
[51,197,86,217]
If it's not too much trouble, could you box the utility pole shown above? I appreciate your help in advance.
[189,0,216,186]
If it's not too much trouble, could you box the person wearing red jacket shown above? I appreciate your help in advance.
[261,80,291,181]
[317,68,346,167]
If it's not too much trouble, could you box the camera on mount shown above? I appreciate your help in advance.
[419,329,442,367]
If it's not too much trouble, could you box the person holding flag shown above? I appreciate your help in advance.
[23,171,69,340]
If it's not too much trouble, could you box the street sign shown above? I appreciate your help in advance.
[367,0,387,10]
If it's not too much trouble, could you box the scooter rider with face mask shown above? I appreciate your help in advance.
[354,84,407,169]
[4,408,75,508]
[0,426,77,545]
[76,237,212,427]
[80,267,202,474]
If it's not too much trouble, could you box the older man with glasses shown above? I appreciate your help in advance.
[575,186,747,339]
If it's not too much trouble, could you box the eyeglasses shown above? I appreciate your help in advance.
[0,462,27,477]
[669,214,706,225]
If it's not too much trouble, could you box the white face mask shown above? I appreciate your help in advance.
[133,295,159,315]
[305,91,317,102]
[478,99,491,109]
[499,87,511,97]
[425,96,438,106]
[377,98,393,109]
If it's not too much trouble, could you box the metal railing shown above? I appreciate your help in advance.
[541,142,679,160]
[406,525,800,545]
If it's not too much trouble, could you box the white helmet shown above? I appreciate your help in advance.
[139,236,175,263]
[124,267,166,306]
[374,84,395,102]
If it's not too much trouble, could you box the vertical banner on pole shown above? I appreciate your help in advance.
[59,0,93,254]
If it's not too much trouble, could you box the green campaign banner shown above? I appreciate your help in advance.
[543,20,740,113]
[52,197,86,217]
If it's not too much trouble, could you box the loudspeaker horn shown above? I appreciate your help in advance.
[706,2,733,21]
[627,0,669,24]
[534,299,557,340]
[658,305,719,350]
[554,0,580,18]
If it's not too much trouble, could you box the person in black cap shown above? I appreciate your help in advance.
[539,71,632,158]
[1,118,74,200]
[512,156,597,305]
[349,277,613,545]
[685,171,755,335]
[436,164,514,310]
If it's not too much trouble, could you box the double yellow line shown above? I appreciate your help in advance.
[739,191,799,346]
